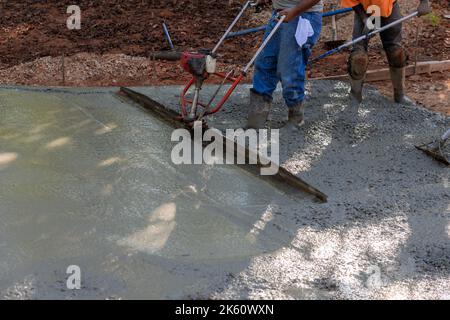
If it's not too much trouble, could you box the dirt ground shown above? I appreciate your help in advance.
[0,0,448,114]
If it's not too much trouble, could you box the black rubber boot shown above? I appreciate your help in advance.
[284,102,305,131]
[390,67,414,105]
[246,90,272,129]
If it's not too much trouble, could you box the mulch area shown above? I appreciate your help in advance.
[0,1,448,114]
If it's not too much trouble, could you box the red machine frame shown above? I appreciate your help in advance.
[179,1,285,122]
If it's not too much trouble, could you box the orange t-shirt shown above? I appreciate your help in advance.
[341,0,396,17]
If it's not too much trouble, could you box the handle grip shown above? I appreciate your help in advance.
[271,11,287,22]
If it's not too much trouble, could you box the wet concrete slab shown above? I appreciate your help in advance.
[0,87,304,299]
[132,83,450,299]
[1,83,449,300]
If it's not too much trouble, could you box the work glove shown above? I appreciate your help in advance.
[251,0,270,13]
[417,0,432,17]
[353,5,372,35]
[253,0,270,5]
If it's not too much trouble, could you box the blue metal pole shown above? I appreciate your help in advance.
[162,22,175,50]
[225,7,353,39]
[322,7,352,18]
[226,26,267,39]
[308,11,418,65]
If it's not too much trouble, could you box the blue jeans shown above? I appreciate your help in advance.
[252,12,322,108]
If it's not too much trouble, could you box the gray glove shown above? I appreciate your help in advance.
[353,4,371,34]
[418,0,432,17]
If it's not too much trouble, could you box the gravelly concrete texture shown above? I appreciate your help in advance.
[0,82,448,299]
[134,81,450,299]
[0,86,308,299]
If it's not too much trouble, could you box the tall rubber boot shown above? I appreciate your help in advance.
[348,51,369,105]
[284,102,305,131]
[246,90,272,129]
[390,67,414,105]
[350,78,364,104]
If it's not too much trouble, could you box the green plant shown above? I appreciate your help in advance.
[424,12,441,27]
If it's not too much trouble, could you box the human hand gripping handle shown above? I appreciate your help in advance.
[252,0,271,6]
[417,0,432,17]
[352,4,371,34]
[250,0,269,12]
[278,0,321,22]
[278,7,301,22]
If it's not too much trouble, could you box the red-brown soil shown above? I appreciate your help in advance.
[0,0,448,114]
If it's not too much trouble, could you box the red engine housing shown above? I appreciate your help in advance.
[180,52,208,78]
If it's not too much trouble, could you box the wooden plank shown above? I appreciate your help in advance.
[118,87,328,203]
[312,60,450,82]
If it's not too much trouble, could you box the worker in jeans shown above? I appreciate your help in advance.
[247,0,323,130]
[342,0,432,105]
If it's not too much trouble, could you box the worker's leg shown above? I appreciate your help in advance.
[278,12,322,129]
[252,12,281,99]
[352,4,370,52]
[248,13,281,129]
[381,1,413,105]
[348,5,369,104]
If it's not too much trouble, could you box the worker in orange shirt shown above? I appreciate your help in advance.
[341,0,432,105]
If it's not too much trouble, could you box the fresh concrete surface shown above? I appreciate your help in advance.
[0,86,307,299]
[0,83,449,299]
[134,82,450,299]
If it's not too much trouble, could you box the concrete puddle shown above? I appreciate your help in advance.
[0,87,304,299]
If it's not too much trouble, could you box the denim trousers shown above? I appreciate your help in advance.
[252,12,322,108]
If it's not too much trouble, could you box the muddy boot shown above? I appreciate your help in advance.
[348,51,369,105]
[246,90,272,129]
[390,67,414,105]
[350,78,364,105]
[284,103,305,131]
